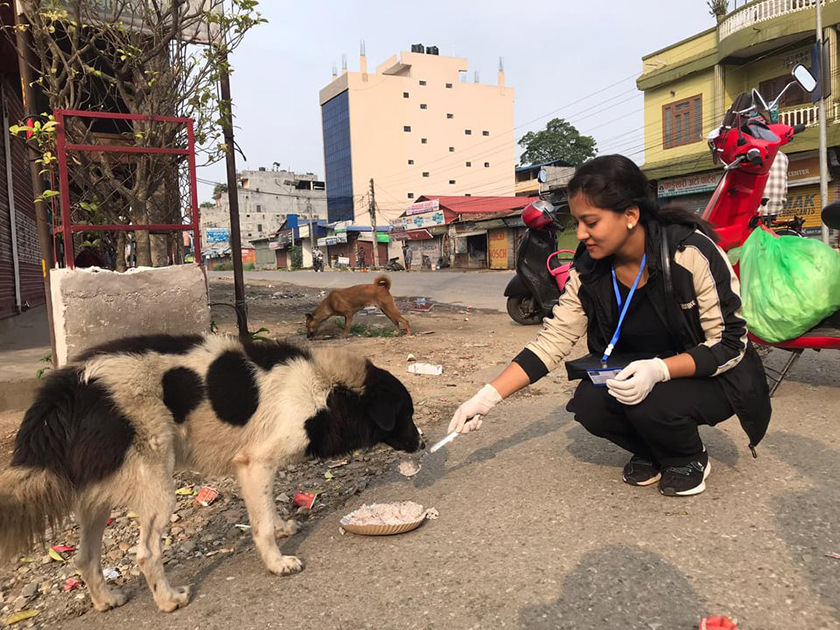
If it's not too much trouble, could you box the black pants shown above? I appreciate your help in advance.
[569,378,734,467]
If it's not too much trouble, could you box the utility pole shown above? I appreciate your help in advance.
[218,50,248,338]
[306,196,315,256]
[369,178,380,268]
[13,7,58,365]
[817,0,831,244]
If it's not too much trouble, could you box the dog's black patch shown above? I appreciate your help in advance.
[304,363,422,459]
[12,367,136,488]
[74,334,204,362]
[242,339,310,371]
[162,367,205,424]
[206,351,259,426]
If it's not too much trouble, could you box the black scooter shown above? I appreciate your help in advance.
[504,170,574,325]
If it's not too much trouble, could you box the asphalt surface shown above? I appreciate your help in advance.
[210,269,516,312]
[59,346,840,629]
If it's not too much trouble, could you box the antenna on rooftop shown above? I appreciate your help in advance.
[331,63,337,79]
[499,57,504,72]
[341,54,347,71]
[474,70,480,84]
[360,40,366,56]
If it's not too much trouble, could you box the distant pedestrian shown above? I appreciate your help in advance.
[356,247,367,269]
[403,245,412,272]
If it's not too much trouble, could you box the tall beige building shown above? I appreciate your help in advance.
[319,45,515,227]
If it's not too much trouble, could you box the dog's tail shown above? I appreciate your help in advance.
[0,467,73,562]
[373,274,391,291]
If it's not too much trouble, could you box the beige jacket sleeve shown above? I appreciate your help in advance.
[523,268,589,373]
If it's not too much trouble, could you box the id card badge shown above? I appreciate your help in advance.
[587,367,623,386]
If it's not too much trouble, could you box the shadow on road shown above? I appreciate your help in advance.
[518,544,705,629]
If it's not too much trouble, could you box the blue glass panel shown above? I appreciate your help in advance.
[321,91,354,223]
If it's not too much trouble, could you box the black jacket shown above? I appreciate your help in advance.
[515,220,771,449]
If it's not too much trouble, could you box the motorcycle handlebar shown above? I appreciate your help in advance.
[792,123,807,134]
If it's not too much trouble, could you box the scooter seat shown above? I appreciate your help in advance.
[822,201,840,230]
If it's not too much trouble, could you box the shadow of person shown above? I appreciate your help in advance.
[411,411,569,491]
[762,432,840,619]
[518,544,705,629]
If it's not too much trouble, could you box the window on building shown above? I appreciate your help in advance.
[404,125,411,132]
[420,103,427,109]
[465,129,472,135]
[256,205,261,212]
[482,130,489,136]
[421,138,427,144]
[422,172,430,177]
[419,80,426,86]
[662,94,703,149]
[447,113,454,119]
[257,224,263,232]
[466,162,471,167]
[246,214,251,218]
[407,192,415,199]
[445,83,453,88]
[465,193,471,197]
[449,146,455,152]
[484,162,490,167]
[408,159,414,165]
[403,92,409,98]
[759,75,808,108]
[449,179,456,184]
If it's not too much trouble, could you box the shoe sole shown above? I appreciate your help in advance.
[660,460,711,497]
[623,472,661,487]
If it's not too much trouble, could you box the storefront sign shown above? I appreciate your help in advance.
[206,228,230,244]
[787,155,820,185]
[658,172,721,197]
[277,229,293,245]
[396,211,446,230]
[268,242,281,250]
[317,237,328,246]
[358,232,391,242]
[405,199,440,216]
[778,182,838,234]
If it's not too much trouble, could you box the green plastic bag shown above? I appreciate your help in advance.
[740,228,840,343]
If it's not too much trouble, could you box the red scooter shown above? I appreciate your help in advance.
[703,63,840,394]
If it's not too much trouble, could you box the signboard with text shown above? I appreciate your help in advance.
[405,199,440,216]
[658,171,721,197]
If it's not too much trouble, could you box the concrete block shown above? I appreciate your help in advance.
[50,265,210,367]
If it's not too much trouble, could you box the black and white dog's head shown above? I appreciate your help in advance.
[304,362,424,459]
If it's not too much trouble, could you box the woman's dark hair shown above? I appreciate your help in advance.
[567,154,719,242]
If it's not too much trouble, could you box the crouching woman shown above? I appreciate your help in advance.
[449,155,770,496]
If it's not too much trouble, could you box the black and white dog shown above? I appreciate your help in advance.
[0,334,423,613]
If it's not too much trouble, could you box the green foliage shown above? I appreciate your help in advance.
[707,0,729,17]
[348,322,397,338]
[213,183,228,198]
[518,118,597,167]
[36,353,53,379]
[249,326,271,342]
[243,262,255,271]
[289,245,303,270]
[214,261,234,270]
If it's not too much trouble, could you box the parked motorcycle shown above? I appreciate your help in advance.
[383,257,405,271]
[505,171,575,325]
[703,63,840,394]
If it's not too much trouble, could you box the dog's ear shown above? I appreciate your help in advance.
[369,393,396,432]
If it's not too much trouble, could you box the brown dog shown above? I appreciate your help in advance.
[306,275,411,338]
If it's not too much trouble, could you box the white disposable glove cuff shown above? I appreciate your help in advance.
[653,357,671,383]
[476,383,503,407]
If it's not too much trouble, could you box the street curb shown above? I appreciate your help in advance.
[0,377,38,413]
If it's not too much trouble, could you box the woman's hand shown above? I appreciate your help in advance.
[447,384,503,433]
[606,358,670,405]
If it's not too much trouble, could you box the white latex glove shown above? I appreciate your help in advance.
[447,384,503,434]
[606,358,670,405]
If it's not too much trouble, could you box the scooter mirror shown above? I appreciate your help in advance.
[537,169,548,184]
[822,201,840,229]
[792,63,818,93]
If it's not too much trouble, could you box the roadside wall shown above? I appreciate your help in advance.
[50,265,210,367]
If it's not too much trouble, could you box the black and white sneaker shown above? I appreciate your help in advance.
[659,451,710,496]
[622,455,661,486]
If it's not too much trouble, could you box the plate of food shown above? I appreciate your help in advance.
[340,501,428,536]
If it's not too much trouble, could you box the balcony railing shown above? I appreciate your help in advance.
[719,0,835,40]
[779,103,820,127]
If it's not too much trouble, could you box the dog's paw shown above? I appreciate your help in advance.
[267,554,304,576]
[274,517,302,538]
[156,585,193,613]
[92,588,128,612]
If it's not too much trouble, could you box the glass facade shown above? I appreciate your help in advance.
[321,91,354,222]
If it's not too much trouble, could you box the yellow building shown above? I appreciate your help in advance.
[318,45,515,228]
[638,0,840,235]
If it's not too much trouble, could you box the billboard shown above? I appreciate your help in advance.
[206,228,230,244]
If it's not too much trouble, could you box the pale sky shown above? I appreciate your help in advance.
[197,1,714,203]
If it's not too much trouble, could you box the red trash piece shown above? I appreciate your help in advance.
[194,486,219,507]
[63,577,82,592]
[699,616,739,630]
[292,491,316,509]
[51,545,75,553]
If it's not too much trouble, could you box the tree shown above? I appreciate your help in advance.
[517,118,597,167]
[9,0,264,268]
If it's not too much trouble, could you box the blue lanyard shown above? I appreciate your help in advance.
[601,253,647,363]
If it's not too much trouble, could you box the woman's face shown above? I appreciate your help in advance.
[570,193,639,260]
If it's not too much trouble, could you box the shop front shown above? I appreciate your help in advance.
[657,170,721,213]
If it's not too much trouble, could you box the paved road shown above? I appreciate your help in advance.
[210,269,516,312]
[60,348,840,630]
